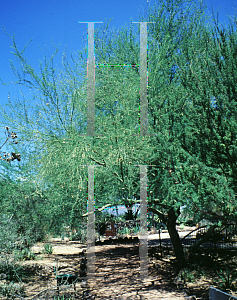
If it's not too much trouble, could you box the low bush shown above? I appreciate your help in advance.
[178,268,195,284]
[0,282,25,299]
[118,226,130,235]
[13,248,36,261]
[42,243,53,254]
[132,225,140,234]
[215,268,237,292]
[70,227,87,243]
[0,256,25,282]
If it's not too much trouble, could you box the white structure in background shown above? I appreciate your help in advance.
[101,204,140,217]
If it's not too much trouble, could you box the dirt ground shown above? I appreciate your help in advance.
[1,230,237,299]
[89,243,187,300]
[22,238,189,300]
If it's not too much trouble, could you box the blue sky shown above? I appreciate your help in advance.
[0,0,236,175]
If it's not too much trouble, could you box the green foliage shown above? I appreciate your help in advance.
[215,269,237,292]
[118,223,140,235]
[0,214,19,254]
[118,226,131,236]
[54,296,71,300]
[0,282,25,299]
[42,243,53,254]
[170,12,237,223]
[178,268,195,284]
[177,265,206,286]
[0,177,51,248]
[69,225,87,244]
[132,224,140,234]
[13,248,36,261]
[1,0,237,268]
[0,255,25,282]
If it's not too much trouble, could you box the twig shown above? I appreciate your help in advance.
[0,137,9,150]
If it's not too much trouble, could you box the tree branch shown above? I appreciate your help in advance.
[148,207,167,224]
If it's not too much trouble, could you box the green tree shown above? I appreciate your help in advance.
[1,0,236,269]
[173,10,237,225]
[0,35,91,234]
[91,0,215,267]
[145,0,237,260]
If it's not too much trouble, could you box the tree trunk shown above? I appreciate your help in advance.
[125,204,134,220]
[148,206,186,268]
[134,205,140,220]
[166,208,186,268]
[188,224,217,253]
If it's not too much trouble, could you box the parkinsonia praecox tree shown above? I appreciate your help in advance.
[1,0,237,270]
[79,19,155,279]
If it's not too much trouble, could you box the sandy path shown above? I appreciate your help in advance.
[12,232,196,299]
[88,243,187,300]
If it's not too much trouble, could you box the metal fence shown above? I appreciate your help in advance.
[181,224,237,250]
[209,287,237,300]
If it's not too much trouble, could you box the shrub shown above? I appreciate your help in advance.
[178,269,195,284]
[0,282,25,299]
[69,224,87,243]
[132,225,140,234]
[13,248,36,261]
[71,229,87,243]
[0,214,19,254]
[215,269,237,292]
[0,256,25,282]
[42,243,53,254]
[118,226,130,235]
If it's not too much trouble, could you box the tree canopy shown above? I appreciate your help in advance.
[1,0,237,268]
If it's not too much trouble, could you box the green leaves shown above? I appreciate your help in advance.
[215,269,237,292]
[0,1,237,255]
